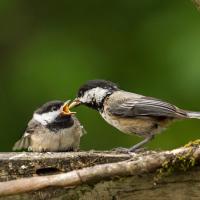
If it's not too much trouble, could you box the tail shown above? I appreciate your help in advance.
[12,136,30,151]
[187,111,200,119]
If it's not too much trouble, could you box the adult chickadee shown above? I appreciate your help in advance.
[69,79,200,152]
[13,100,85,152]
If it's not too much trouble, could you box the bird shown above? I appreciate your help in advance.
[69,79,200,152]
[13,100,86,152]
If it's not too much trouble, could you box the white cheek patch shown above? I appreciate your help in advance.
[33,111,60,125]
[80,87,109,104]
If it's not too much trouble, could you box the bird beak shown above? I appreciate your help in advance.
[61,100,76,116]
[69,98,81,109]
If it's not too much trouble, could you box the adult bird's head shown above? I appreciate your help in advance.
[69,79,119,110]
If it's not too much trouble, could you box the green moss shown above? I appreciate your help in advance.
[154,142,198,184]
[184,139,200,148]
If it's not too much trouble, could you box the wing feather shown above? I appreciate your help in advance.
[108,97,186,118]
[12,120,39,151]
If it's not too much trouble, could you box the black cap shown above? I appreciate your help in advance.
[35,100,63,114]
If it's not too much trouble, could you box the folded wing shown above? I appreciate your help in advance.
[108,97,187,118]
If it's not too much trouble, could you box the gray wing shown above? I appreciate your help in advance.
[13,120,39,151]
[108,97,187,118]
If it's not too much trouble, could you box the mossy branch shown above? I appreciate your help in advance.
[1,142,200,198]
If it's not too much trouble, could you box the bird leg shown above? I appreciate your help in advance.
[112,135,154,153]
[129,135,154,152]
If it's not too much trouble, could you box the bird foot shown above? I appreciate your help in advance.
[131,147,146,153]
[112,147,132,154]
[112,147,146,154]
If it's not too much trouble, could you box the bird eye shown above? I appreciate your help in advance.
[51,106,57,111]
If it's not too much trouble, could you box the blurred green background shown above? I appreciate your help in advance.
[1,0,200,152]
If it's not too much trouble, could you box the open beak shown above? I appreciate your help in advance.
[69,98,81,109]
[61,100,76,116]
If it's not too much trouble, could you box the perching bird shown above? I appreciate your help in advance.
[13,100,85,152]
[69,79,200,152]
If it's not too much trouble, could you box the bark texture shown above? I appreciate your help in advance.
[0,144,200,199]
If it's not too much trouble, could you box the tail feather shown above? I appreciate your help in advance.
[187,111,200,119]
[13,136,30,151]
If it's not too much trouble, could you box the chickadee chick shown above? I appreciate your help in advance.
[13,100,85,152]
[69,79,200,152]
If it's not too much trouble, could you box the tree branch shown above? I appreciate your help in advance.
[0,145,199,197]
